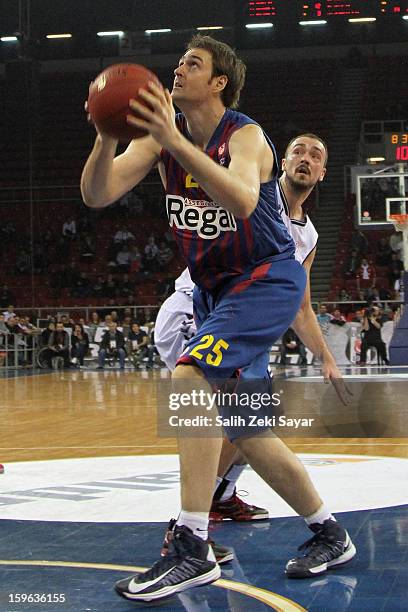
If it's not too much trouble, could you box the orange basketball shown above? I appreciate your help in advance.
[87,63,161,142]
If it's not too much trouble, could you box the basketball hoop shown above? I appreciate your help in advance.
[389,213,408,232]
[389,213,408,271]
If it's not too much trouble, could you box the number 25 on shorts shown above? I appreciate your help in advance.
[189,334,229,367]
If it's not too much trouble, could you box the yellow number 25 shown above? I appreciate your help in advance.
[189,335,229,367]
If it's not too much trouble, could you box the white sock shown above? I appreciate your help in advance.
[305,504,336,527]
[176,511,215,562]
[214,476,223,494]
[220,464,246,501]
[176,510,209,541]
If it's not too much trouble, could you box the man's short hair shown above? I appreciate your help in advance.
[186,35,246,109]
[285,133,328,165]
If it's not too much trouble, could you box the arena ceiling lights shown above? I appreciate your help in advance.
[144,29,172,34]
[97,31,124,37]
[245,22,273,29]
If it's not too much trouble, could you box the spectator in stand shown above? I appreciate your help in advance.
[359,307,389,365]
[375,237,392,266]
[388,253,404,287]
[316,304,333,336]
[0,286,15,309]
[367,286,382,304]
[157,241,174,270]
[338,288,351,301]
[351,309,364,324]
[350,229,369,256]
[48,321,70,368]
[280,328,307,366]
[110,310,120,324]
[97,321,126,369]
[356,257,377,300]
[114,226,135,245]
[126,322,154,369]
[343,249,361,277]
[87,311,100,341]
[390,232,403,260]
[103,314,113,328]
[2,305,16,321]
[129,245,144,280]
[6,315,30,365]
[103,274,117,299]
[60,315,74,329]
[121,315,133,339]
[62,217,76,239]
[41,321,56,347]
[116,243,131,272]
[330,308,346,327]
[15,250,31,275]
[144,236,159,272]
[394,271,405,302]
[19,316,41,336]
[0,314,10,354]
[71,323,90,366]
[141,307,155,331]
[80,234,96,261]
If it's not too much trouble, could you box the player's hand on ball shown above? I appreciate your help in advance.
[127,82,178,149]
[84,92,111,139]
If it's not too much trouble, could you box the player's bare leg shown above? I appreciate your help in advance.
[234,434,322,516]
[211,438,270,521]
[115,362,223,602]
[173,363,224,513]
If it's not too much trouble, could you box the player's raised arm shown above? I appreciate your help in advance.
[81,132,161,208]
[128,84,266,219]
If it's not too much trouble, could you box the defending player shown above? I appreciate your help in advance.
[154,133,351,524]
[81,36,356,603]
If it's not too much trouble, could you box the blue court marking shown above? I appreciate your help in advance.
[0,506,407,611]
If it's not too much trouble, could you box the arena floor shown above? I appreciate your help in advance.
[0,366,407,611]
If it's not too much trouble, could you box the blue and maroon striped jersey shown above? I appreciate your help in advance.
[160,108,295,292]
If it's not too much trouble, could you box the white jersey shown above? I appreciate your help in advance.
[277,180,318,264]
[155,184,318,369]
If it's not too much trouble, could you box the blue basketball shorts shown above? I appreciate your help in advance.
[176,258,306,440]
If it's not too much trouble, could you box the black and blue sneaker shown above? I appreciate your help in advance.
[285,519,356,578]
[161,518,234,565]
[115,525,221,602]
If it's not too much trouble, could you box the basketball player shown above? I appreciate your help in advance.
[154,133,351,526]
[81,36,356,602]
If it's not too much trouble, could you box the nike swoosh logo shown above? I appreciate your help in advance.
[128,567,175,594]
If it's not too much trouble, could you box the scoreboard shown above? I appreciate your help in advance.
[244,1,408,21]
[385,133,408,162]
